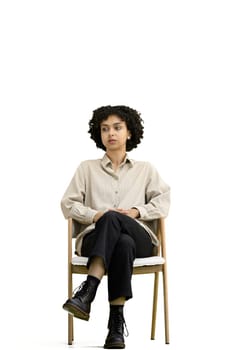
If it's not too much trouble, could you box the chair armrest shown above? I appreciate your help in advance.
[158,218,167,260]
[68,217,73,265]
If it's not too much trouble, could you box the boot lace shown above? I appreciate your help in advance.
[72,281,89,298]
[122,316,129,337]
[110,311,129,337]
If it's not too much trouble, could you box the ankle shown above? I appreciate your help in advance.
[110,304,124,311]
[109,304,124,321]
[110,297,125,306]
[87,275,100,287]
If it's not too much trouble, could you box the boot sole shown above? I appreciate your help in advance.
[63,301,90,321]
[104,342,125,349]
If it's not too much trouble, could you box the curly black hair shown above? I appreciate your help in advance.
[88,105,144,151]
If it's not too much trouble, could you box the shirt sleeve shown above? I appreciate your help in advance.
[133,163,170,221]
[60,163,98,224]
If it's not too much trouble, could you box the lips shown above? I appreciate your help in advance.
[108,139,117,143]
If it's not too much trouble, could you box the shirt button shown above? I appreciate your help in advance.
[115,191,118,194]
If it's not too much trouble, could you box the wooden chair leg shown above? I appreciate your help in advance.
[67,218,74,344]
[67,264,73,343]
[67,269,73,344]
[151,273,159,340]
[68,314,73,345]
[162,266,170,344]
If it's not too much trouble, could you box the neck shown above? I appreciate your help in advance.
[106,150,127,170]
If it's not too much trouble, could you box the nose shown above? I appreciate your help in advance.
[109,127,115,136]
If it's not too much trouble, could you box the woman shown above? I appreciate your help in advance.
[61,105,170,349]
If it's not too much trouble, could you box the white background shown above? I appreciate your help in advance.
[0,1,233,349]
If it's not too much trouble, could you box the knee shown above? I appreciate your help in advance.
[95,211,121,231]
[99,210,119,222]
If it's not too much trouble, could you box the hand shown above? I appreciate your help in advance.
[127,208,140,219]
[109,208,139,219]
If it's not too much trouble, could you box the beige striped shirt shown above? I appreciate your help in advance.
[61,153,170,255]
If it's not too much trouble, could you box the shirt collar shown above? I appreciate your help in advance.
[101,153,134,168]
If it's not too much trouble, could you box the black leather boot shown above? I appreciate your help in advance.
[104,305,128,349]
[63,275,100,321]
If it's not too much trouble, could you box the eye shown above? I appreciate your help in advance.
[115,126,122,131]
[101,127,108,132]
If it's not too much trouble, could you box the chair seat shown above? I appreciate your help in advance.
[72,255,165,267]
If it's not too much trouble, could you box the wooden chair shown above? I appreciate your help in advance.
[66,217,170,345]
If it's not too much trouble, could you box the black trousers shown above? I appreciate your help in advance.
[81,211,153,302]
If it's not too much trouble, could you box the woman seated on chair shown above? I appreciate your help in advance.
[61,105,170,349]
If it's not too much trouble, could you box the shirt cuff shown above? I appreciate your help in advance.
[71,206,98,225]
[132,206,147,220]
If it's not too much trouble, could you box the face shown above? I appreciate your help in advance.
[100,114,131,152]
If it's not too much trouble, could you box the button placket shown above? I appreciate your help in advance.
[113,176,120,208]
